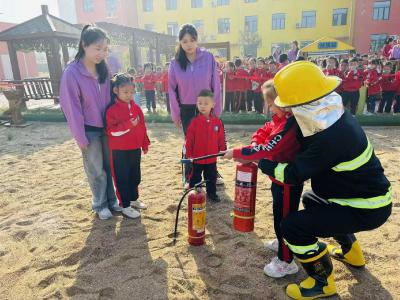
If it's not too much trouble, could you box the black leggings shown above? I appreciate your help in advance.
[145,90,156,110]
[189,163,217,196]
[341,91,359,115]
[180,104,198,181]
[281,191,392,256]
[378,91,395,113]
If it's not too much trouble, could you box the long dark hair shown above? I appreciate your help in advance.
[175,24,198,71]
[75,24,110,84]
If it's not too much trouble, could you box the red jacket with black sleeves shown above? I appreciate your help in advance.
[233,114,300,162]
[106,99,150,151]
[364,69,382,96]
[341,70,364,92]
[381,73,398,92]
[185,114,227,164]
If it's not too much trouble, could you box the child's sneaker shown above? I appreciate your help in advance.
[98,207,113,220]
[264,239,279,252]
[263,257,299,278]
[207,193,221,203]
[122,207,141,219]
[131,200,147,210]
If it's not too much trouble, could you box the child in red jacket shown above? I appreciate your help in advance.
[224,61,236,113]
[364,59,382,115]
[340,58,364,115]
[394,70,400,114]
[233,58,248,113]
[106,74,150,219]
[141,63,157,114]
[223,80,303,278]
[378,62,398,113]
[185,89,227,202]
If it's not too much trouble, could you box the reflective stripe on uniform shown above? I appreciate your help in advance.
[284,239,319,255]
[332,139,373,172]
[274,163,288,183]
[329,188,392,209]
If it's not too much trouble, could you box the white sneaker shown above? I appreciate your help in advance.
[98,207,113,220]
[263,257,299,278]
[131,200,147,210]
[216,177,224,185]
[122,207,141,219]
[110,202,123,212]
[363,111,374,116]
[264,239,279,252]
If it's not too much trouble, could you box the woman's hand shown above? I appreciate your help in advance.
[174,119,182,128]
[222,149,234,160]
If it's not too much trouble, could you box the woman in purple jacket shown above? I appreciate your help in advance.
[168,24,222,184]
[60,25,121,220]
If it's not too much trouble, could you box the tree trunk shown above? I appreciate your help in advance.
[3,89,25,125]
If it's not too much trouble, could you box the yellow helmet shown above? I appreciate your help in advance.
[274,61,341,108]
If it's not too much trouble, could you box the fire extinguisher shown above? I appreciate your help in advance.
[173,181,207,246]
[233,162,258,232]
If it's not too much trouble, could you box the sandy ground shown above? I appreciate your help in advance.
[0,122,399,300]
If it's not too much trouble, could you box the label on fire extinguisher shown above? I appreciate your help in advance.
[237,171,252,183]
[192,203,206,232]
[234,184,252,210]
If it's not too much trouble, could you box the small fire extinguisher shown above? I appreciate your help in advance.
[173,181,207,246]
[233,162,258,232]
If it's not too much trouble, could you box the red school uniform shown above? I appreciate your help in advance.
[364,69,382,96]
[234,68,249,92]
[341,70,364,92]
[161,71,169,93]
[233,113,300,163]
[395,71,400,96]
[381,73,398,92]
[106,99,150,151]
[185,114,227,164]
[252,68,272,93]
[140,74,157,91]
[225,70,236,92]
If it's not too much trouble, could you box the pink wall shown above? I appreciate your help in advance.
[353,0,400,54]
[75,0,139,28]
[0,22,39,80]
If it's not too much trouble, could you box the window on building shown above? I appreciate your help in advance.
[216,0,229,6]
[83,0,94,12]
[301,11,316,28]
[370,34,387,51]
[244,0,257,3]
[167,22,179,36]
[245,16,258,32]
[166,0,177,10]
[144,24,155,31]
[191,0,203,8]
[143,0,153,12]
[244,44,257,57]
[105,0,117,17]
[373,1,390,20]
[193,20,204,35]
[332,8,348,26]
[272,13,285,30]
[218,18,230,34]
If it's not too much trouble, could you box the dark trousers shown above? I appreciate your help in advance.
[110,149,141,208]
[271,182,303,262]
[281,191,392,258]
[342,91,359,115]
[189,163,217,196]
[366,94,380,113]
[246,90,254,111]
[224,91,234,112]
[378,91,395,113]
[253,92,264,114]
[394,95,400,113]
[234,91,246,112]
[181,104,198,181]
[145,90,156,111]
[165,93,170,114]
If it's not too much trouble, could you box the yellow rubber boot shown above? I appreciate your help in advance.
[327,240,365,267]
[286,248,337,300]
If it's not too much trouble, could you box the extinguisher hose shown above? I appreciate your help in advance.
[173,180,207,245]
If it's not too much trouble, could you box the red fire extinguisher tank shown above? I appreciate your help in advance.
[187,188,206,246]
[233,162,258,232]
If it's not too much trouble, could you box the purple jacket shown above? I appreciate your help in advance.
[288,48,299,62]
[59,60,111,148]
[390,45,400,59]
[168,48,221,122]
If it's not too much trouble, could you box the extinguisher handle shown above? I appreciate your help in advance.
[172,180,207,245]
[180,152,226,164]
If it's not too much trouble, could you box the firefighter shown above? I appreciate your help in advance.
[258,61,392,299]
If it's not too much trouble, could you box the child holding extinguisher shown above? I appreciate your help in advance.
[185,89,227,203]
[223,80,303,278]
[106,73,150,219]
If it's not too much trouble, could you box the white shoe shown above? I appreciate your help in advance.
[98,207,113,220]
[264,239,279,252]
[216,177,224,185]
[263,257,299,278]
[363,111,374,116]
[122,207,141,219]
[131,200,147,210]
[110,202,123,212]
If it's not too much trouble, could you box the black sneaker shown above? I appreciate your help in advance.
[207,194,220,203]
